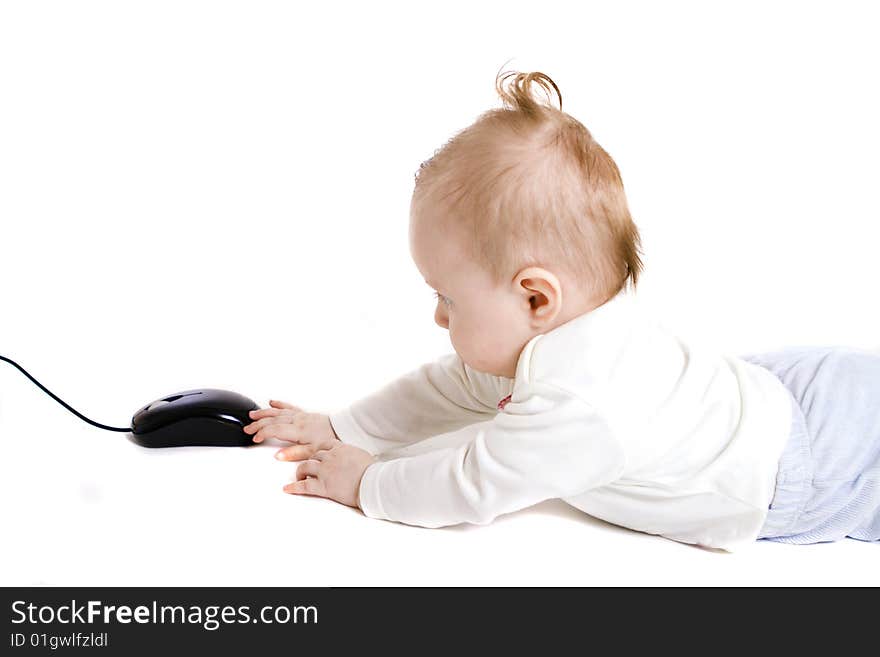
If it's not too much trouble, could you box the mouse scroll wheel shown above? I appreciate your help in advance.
[147,400,172,411]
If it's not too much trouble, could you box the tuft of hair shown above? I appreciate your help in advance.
[411,69,643,305]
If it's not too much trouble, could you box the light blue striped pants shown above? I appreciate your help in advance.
[740,346,880,544]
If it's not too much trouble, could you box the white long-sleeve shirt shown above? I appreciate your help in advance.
[329,290,794,551]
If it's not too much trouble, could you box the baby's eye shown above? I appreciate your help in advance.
[433,291,451,307]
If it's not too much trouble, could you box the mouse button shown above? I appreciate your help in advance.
[183,389,256,414]
[132,398,188,433]
[161,391,204,403]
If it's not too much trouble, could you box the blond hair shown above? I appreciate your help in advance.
[411,70,643,303]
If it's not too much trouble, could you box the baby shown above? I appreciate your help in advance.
[243,71,880,551]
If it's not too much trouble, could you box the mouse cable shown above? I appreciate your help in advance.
[0,354,131,433]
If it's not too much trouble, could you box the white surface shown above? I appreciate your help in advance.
[1,420,878,586]
[1,0,878,586]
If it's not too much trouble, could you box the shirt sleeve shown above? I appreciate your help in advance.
[356,381,627,527]
[328,352,512,455]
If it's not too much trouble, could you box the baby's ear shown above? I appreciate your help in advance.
[514,266,562,325]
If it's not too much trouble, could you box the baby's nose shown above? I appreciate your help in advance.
[434,305,449,329]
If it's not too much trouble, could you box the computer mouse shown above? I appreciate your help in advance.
[130,388,260,448]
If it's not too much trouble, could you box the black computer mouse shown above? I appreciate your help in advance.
[130,388,260,448]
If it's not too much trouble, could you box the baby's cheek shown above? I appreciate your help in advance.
[460,327,504,372]
[446,323,470,359]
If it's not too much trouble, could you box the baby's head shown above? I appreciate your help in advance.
[410,70,643,378]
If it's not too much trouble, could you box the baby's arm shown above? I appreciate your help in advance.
[327,352,511,456]
[290,380,627,525]
[357,382,625,526]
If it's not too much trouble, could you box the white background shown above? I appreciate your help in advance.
[0,1,877,586]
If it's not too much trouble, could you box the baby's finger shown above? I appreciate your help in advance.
[270,400,302,412]
[283,478,323,496]
[275,445,315,461]
[296,459,321,480]
[248,408,284,420]
[251,423,302,444]
[243,415,294,434]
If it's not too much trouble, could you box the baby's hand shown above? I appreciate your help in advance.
[242,399,340,461]
[283,443,376,509]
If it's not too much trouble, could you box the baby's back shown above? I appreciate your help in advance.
[526,291,794,549]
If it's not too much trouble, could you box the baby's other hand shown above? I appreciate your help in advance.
[283,443,376,509]
[242,399,340,461]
